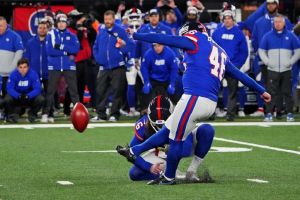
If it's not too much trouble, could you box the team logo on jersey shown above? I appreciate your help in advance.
[5,38,10,42]
[285,36,289,40]
[155,59,165,66]
[18,80,29,87]
[28,9,54,36]
[221,34,234,40]
[66,36,71,40]
[161,31,166,34]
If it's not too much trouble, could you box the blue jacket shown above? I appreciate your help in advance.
[258,28,300,72]
[252,14,293,52]
[7,68,42,99]
[46,28,80,71]
[141,46,178,86]
[212,25,248,68]
[24,36,48,80]
[93,24,134,70]
[161,7,183,34]
[136,22,173,59]
[0,28,24,77]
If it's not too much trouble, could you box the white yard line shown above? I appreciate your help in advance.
[1,122,300,129]
[215,137,300,155]
[56,181,73,185]
[62,150,117,153]
[247,179,269,183]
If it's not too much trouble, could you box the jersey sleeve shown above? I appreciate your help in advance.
[183,33,199,54]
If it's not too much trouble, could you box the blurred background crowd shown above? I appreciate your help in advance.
[0,0,299,123]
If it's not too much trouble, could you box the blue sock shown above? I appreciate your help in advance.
[129,165,159,181]
[194,124,215,158]
[222,87,228,109]
[127,85,136,108]
[131,126,170,156]
[238,87,246,110]
[164,140,184,179]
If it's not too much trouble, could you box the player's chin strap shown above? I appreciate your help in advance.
[149,118,165,133]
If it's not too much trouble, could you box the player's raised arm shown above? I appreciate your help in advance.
[225,61,271,103]
[133,33,195,50]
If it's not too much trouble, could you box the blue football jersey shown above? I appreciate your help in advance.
[182,31,229,102]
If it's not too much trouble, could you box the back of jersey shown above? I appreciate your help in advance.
[182,31,228,102]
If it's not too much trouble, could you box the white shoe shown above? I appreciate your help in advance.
[175,169,186,180]
[127,109,140,117]
[185,171,200,183]
[108,116,117,122]
[90,116,106,122]
[48,117,55,123]
[120,109,129,116]
[216,108,227,118]
[40,114,48,123]
[250,110,264,117]
[238,110,246,117]
[263,113,273,122]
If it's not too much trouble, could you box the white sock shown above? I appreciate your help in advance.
[129,148,134,155]
[130,107,136,112]
[187,155,203,173]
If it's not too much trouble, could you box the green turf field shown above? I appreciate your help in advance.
[0,124,299,200]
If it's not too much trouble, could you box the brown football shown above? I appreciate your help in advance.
[71,102,89,133]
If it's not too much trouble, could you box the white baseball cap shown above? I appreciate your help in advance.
[266,0,279,4]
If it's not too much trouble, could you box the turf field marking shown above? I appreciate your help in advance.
[61,147,252,153]
[62,150,117,153]
[215,137,300,155]
[247,179,269,184]
[56,181,74,185]
[1,122,300,129]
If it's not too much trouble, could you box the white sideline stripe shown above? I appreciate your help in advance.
[62,150,117,153]
[215,137,300,155]
[1,122,300,129]
[247,179,269,183]
[61,147,252,154]
[56,181,73,185]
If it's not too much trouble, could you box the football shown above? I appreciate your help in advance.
[71,102,89,133]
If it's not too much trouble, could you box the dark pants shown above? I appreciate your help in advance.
[226,76,238,118]
[0,97,4,109]
[1,76,8,97]
[44,70,79,115]
[141,80,169,111]
[266,70,293,113]
[96,67,126,119]
[4,94,44,118]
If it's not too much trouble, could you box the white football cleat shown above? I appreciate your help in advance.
[238,110,246,117]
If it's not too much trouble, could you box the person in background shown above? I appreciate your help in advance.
[0,16,24,97]
[0,75,4,118]
[4,58,44,123]
[41,13,80,123]
[250,0,293,117]
[157,0,183,34]
[259,15,300,122]
[141,43,178,107]
[212,9,248,121]
[92,10,134,122]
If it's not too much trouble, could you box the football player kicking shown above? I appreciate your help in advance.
[127,95,214,183]
[117,22,271,185]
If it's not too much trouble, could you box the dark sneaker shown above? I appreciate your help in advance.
[116,145,136,163]
[28,114,37,123]
[147,174,176,185]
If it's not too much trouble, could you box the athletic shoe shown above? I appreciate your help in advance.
[215,108,227,118]
[263,113,273,122]
[116,145,136,163]
[90,116,106,122]
[127,110,140,117]
[250,110,264,117]
[108,116,117,122]
[287,113,295,122]
[147,174,176,185]
[238,110,246,117]
[40,114,48,123]
[185,171,200,183]
[48,117,55,123]
[119,109,129,116]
